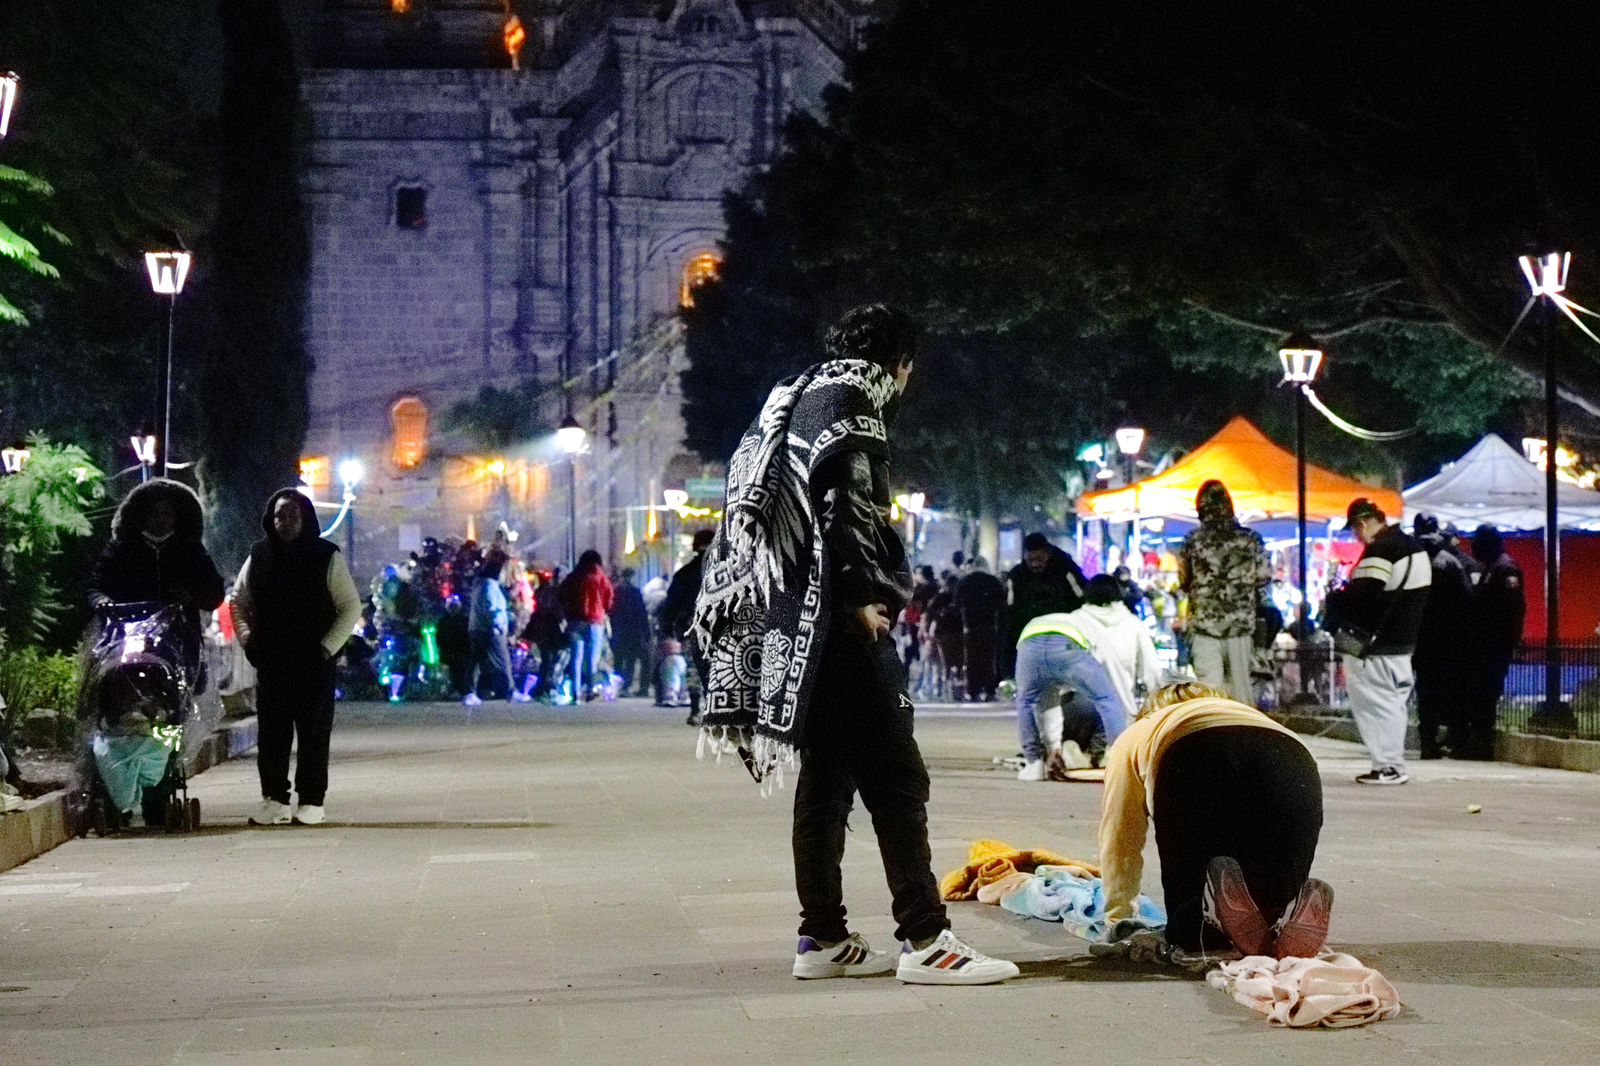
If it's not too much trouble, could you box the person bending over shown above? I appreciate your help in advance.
[1100,681,1331,963]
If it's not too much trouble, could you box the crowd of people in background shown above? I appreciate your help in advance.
[338,527,717,717]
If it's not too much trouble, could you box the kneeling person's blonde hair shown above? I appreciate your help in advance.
[1137,680,1232,720]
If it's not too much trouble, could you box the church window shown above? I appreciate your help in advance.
[390,396,429,469]
[395,186,427,229]
[299,456,330,494]
[680,252,720,308]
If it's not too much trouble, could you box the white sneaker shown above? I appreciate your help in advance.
[292,804,326,826]
[509,691,533,704]
[792,933,896,979]
[896,929,1019,985]
[1016,759,1047,782]
[248,799,291,826]
[462,693,483,707]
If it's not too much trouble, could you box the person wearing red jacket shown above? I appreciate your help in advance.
[559,550,615,701]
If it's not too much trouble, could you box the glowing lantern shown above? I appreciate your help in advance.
[556,416,587,456]
[1115,426,1147,457]
[144,251,192,296]
[0,71,19,139]
[132,433,158,467]
[2,445,30,474]
[504,15,527,71]
[390,0,411,12]
[1519,251,1570,298]
[1277,331,1325,385]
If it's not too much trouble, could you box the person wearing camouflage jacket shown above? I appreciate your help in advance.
[1179,480,1272,705]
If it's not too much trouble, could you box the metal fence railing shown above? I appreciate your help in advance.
[1498,640,1600,739]
[1261,639,1600,742]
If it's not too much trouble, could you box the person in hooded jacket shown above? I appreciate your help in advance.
[88,478,225,668]
[1065,574,1163,724]
[230,489,363,826]
[1178,480,1271,705]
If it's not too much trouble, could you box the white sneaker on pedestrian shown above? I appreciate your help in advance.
[509,691,533,703]
[248,799,291,826]
[1016,759,1047,782]
[896,930,1019,985]
[462,693,483,707]
[292,804,326,826]
[792,933,895,979]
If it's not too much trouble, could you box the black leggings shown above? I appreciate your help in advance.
[1152,726,1323,950]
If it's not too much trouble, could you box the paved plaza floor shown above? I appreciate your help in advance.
[2,699,1598,1065]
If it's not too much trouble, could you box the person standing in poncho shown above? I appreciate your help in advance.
[692,304,1018,986]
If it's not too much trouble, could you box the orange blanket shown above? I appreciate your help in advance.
[940,839,1100,901]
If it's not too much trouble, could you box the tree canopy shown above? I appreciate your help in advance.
[684,0,1597,525]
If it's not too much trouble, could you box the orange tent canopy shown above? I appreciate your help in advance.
[1077,416,1403,524]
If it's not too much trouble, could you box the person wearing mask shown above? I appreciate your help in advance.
[1411,515,1476,758]
[1178,480,1272,705]
[88,478,225,666]
[1099,682,1330,965]
[1325,498,1431,785]
[1065,574,1163,724]
[463,552,529,707]
[231,489,363,826]
[692,303,1017,984]
[957,557,1006,701]
[559,550,615,702]
[610,568,652,698]
[1461,525,1526,759]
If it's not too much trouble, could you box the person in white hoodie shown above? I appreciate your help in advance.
[1066,574,1163,724]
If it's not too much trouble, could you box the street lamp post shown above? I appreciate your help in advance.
[1519,250,1569,720]
[1115,426,1146,560]
[339,458,365,576]
[144,250,192,477]
[556,415,588,565]
[1279,332,1325,687]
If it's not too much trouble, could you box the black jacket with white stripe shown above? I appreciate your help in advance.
[1328,524,1432,657]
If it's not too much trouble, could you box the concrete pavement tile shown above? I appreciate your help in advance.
[738,987,927,1019]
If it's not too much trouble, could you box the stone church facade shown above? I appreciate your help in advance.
[300,0,871,575]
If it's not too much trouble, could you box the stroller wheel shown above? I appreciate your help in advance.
[165,796,186,833]
[187,797,202,829]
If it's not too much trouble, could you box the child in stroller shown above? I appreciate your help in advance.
[77,602,206,833]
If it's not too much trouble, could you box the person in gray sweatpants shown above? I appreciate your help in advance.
[1327,499,1432,785]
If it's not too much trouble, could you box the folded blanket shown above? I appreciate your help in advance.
[1206,953,1402,1028]
[998,865,1165,942]
[939,839,1099,901]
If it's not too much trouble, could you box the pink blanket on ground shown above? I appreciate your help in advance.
[1206,953,1402,1028]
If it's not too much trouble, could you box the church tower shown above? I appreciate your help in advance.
[300,1,874,577]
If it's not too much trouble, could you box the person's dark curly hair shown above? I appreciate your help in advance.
[824,303,918,371]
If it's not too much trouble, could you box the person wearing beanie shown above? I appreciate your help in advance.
[1410,514,1476,758]
[230,489,363,826]
[1325,499,1431,785]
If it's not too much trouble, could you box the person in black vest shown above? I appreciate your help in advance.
[231,489,363,826]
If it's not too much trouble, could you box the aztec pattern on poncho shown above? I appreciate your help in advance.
[690,359,898,783]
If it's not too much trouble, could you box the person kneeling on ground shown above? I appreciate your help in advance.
[1100,681,1332,965]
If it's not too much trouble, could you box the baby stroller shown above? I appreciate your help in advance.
[76,602,217,834]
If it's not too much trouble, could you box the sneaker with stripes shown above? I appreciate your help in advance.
[791,933,895,979]
[895,929,1020,985]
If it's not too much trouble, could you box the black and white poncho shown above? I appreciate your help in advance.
[690,359,900,787]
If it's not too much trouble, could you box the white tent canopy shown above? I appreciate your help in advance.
[1404,433,1600,531]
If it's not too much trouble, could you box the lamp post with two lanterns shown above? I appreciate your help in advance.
[1279,331,1326,676]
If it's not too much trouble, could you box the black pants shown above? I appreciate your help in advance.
[793,625,949,945]
[256,656,336,806]
[1457,656,1511,759]
[1152,726,1323,951]
[1414,656,1462,756]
